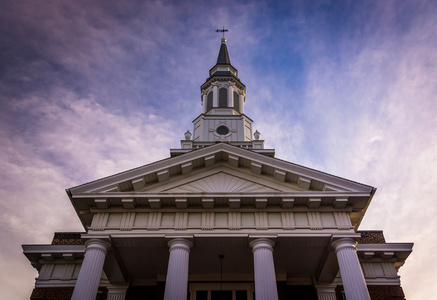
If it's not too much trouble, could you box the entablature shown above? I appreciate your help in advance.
[69,143,375,231]
[22,244,85,270]
[201,75,245,92]
[85,210,355,234]
[357,243,414,269]
[74,194,364,209]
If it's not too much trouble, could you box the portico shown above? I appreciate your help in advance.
[66,230,372,300]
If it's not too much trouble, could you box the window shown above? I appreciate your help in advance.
[233,91,239,111]
[216,126,229,135]
[219,88,228,107]
[207,92,213,111]
[211,291,232,300]
[191,283,253,300]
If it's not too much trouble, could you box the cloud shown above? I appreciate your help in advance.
[293,3,437,299]
[0,86,180,299]
[1,0,437,299]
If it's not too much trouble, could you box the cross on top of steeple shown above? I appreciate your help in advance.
[215,26,229,38]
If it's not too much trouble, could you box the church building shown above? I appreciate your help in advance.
[23,36,413,300]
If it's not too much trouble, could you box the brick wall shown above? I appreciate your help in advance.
[358,231,386,244]
[336,285,406,300]
[30,287,107,300]
[51,232,85,245]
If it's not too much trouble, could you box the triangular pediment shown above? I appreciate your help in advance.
[138,167,304,194]
[163,172,279,193]
[68,143,375,228]
[69,143,374,195]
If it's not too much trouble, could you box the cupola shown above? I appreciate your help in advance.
[170,35,274,157]
[200,37,245,114]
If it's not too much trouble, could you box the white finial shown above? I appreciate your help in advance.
[221,36,227,44]
[184,130,192,140]
[254,130,261,140]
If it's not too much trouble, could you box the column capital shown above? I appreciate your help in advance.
[315,283,337,293]
[168,238,193,252]
[107,284,129,299]
[250,238,275,253]
[331,238,357,253]
[85,239,111,254]
[315,283,337,300]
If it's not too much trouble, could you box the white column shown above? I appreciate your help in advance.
[227,83,234,107]
[164,239,193,300]
[250,238,278,300]
[202,93,207,113]
[332,238,370,300]
[213,84,218,107]
[239,92,244,114]
[72,239,110,300]
[315,284,337,300]
[107,285,128,300]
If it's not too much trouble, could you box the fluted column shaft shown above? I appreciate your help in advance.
[72,239,110,300]
[315,284,337,300]
[250,238,278,300]
[163,239,193,300]
[107,286,128,300]
[332,238,370,300]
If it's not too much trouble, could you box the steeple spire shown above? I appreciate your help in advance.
[216,37,231,65]
[215,27,231,65]
[170,35,274,158]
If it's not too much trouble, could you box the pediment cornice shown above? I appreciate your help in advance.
[67,143,375,229]
[69,143,374,195]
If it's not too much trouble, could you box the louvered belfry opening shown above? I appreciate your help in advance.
[207,92,213,111]
[233,91,239,112]
[219,88,228,107]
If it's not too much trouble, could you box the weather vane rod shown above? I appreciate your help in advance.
[216,26,228,38]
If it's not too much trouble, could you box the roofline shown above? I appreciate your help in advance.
[208,63,238,75]
[201,74,245,90]
[192,112,254,123]
[355,186,377,230]
[66,188,88,230]
[68,143,375,195]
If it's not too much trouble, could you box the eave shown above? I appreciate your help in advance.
[67,143,375,230]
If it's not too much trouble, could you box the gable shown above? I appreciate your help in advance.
[68,143,375,229]
[163,172,279,193]
[139,166,304,194]
[70,143,372,195]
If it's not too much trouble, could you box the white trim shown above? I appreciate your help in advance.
[190,283,254,300]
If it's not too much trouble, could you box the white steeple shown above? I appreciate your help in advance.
[170,36,274,157]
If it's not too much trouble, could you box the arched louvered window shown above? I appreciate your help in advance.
[207,92,213,111]
[233,91,240,112]
[219,88,228,107]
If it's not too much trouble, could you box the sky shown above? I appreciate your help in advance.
[0,0,436,299]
